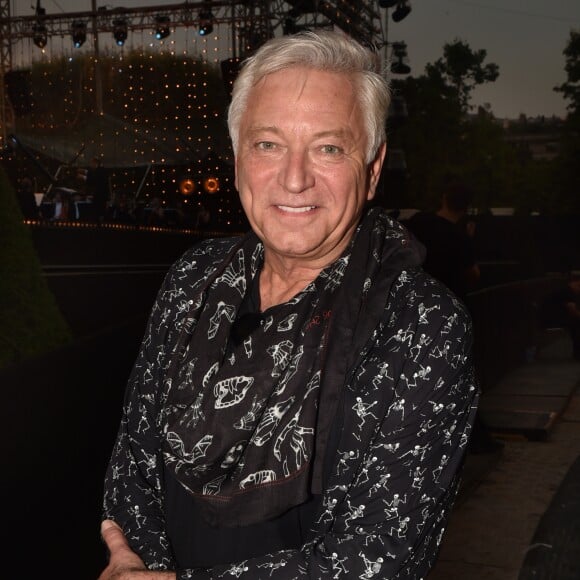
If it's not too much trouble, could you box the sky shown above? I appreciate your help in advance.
[12,0,580,119]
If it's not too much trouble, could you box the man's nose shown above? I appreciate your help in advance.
[278,151,315,193]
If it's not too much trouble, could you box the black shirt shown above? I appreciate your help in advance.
[164,275,323,569]
[405,211,476,299]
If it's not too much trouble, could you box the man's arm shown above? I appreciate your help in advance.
[102,274,177,570]
[99,520,172,580]
[101,238,243,572]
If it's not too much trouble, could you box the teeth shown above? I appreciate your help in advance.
[277,205,316,213]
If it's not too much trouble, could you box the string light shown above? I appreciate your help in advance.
[9,21,250,232]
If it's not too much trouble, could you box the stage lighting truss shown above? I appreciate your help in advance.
[72,21,87,48]
[282,0,384,50]
[154,15,171,40]
[113,18,128,46]
[8,2,387,63]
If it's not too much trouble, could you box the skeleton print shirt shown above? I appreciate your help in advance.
[102,209,479,579]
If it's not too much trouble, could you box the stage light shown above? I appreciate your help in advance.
[154,15,171,40]
[203,176,219,193]
[179,177,196,196]
[392,1,412,22]
[72,21,87,48]
[33,23,48,49]
[198,9,214,36]
[113,19,128,46]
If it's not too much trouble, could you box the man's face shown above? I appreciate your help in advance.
[235,66,385,268]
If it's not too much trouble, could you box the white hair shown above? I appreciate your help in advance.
[227,30,391,163]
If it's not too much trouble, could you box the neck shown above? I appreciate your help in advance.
[258,258,323,312]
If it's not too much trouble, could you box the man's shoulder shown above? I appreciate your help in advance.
[168,236,244,277]
[393,267,472,325]
[182,235,242,259]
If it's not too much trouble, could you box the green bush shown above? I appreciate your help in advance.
[0,166,71,368]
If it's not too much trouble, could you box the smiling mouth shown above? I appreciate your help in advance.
[276,205,317,213]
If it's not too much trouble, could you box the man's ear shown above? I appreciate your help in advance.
[367,142,387,201]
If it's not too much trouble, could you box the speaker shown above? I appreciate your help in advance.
[4,69,34,116]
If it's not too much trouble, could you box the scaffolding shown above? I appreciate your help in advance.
[0,0,386,142]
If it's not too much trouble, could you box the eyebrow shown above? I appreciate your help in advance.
[246,126,355,141]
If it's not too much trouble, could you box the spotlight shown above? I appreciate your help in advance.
[203,176,219,193]
[198,9,214,36]
[179,177,196,196]
[33,23,48,49]
[392,1,412,22]
[154,15,171,40]
[113,19,128,46]
[72,21,87,48]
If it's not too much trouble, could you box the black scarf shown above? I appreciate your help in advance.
[162,207,424,527]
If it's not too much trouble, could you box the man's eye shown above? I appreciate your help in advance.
[321,144,342,155]
[256,141,276,151]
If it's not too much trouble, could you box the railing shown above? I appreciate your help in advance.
[466,274,567,392]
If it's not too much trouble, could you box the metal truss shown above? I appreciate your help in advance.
[0,0,385,141]
[0,1,385,58]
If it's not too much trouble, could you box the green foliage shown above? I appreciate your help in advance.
[426,38,499,112]
[554,30,580,117]
[389,73,464,207]
[0,166,72,368]
[385,38,576,214]
[389,39,503,210]
[553,30,580,213]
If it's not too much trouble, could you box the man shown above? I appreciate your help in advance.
[405,179,505,455]
[404,179,480,301]
[99,31,478,579]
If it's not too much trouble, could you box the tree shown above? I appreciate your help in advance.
[387,40,501,209]
[554,30,580,117]
[388,72,464,207]
[553,30,580,214]
[0,166,72,368]
[426,39,499,112]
